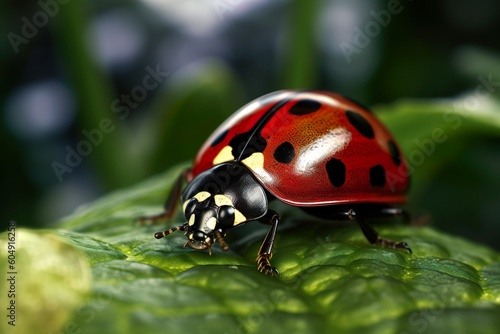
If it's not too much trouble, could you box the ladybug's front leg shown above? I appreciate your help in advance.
[136,168,190,224]
[347,209,412,254]
[256,210,280,276]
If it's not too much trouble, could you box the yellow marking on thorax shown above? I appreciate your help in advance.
[214,194,233,207]
[213,146,235,165]
[233,211,247,226]
[188,214,195,226]
[214,194,247,225]
[194,191,211,202]
[183,191,212,214]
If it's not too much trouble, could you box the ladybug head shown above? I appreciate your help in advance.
[182,196,225,250]
[155,191,244,254]
[154,163,268,253]
[182,193,239,252]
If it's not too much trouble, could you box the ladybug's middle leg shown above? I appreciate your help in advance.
[345,209,412,254]
[256,210,280,276]
[136,168,190,225]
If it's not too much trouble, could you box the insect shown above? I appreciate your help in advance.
[138,90,411,275]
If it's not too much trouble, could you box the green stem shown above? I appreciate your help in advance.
[52,2,136,189]
[282,0,319,89]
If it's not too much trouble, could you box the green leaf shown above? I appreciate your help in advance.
[6,158,500,334]
[53,1,137,188]
[0,229,91,334]
[375,95,500,249]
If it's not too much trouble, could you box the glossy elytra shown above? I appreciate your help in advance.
[138,90,411,276]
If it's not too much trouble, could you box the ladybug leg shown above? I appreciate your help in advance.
[347,209,412,254]
[136,168,191,225]
[214,230,230,251]
[256,210,280,276]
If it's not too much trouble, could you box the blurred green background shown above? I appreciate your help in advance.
[1,0,500,249]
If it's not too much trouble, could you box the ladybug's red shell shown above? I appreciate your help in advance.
[189,90,409,207]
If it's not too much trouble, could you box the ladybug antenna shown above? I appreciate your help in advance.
[215,230,230,251]
[154,224,187,239]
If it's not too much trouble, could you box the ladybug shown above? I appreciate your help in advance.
[139,90,411,275]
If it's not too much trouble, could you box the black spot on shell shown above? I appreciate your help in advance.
[229,131,267,161]
[345,110,374,139]
[388,140,402,166]
[211,129,229,147]
[370,165,386,187]
[289,99,322,115]
[326,158,346,187]
[229,98,290,161]
[273,142,295,164]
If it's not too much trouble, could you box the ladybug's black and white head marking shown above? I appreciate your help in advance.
[180,191,247,251]
[179,163,268,253]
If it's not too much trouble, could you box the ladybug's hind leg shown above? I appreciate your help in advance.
[345,208,412,254]
[256,210,281,276]
[136,168,190,225]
